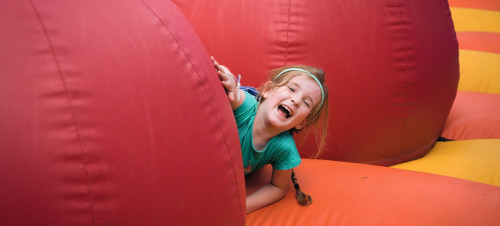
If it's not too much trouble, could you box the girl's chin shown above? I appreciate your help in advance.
[266,116,294,131]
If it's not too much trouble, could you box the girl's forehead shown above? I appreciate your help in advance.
[287,74,322,100]
[288,73,310,81]
[287,74,321,89]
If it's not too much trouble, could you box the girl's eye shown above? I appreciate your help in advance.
[288,86,295,92]
[304,101,310,108]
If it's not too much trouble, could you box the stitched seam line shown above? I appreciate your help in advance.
[284,0,292,65]
[140,0,246,217]
[394,0,410,151]
[29,1,96,224]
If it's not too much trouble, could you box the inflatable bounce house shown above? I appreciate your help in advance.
[0,0,499,225]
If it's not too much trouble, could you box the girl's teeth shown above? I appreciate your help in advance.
[278,105,291,118]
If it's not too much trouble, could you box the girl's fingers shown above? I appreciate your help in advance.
[221,80,235,90]
[212,57,225,72]
[217,71,230,82]
[218,71,232,83]
[217,70,224,79]
[213,59,237,97]
[212,57,223,71]
[211,56,218,65]
[211,57,233,77]
[218,72,233,88]
[221,66,231,75]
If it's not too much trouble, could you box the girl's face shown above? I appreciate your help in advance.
[260,73,322,132]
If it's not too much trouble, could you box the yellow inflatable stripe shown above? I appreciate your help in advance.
[451,7,500,33]
[392,139,500,186]
[458,49,500,95]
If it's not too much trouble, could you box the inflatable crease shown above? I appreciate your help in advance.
[29,0,97,224]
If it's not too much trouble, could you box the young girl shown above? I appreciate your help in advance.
[212,57,329,213]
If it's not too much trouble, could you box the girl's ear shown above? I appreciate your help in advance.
[295,120,306,130]
[261,81,273,99]
[262,90,269,99]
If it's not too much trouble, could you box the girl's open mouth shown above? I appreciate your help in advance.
[278,105,292,118]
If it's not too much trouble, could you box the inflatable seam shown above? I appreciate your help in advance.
[392,0,411,156]
[140,0,246,217]
[29,0,97,224]
[284,0,292,65]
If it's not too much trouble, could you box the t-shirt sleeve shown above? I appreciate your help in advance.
[270,135,302,170]
[233,91,258,127]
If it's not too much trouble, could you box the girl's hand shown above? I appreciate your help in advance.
[212,56,238,102]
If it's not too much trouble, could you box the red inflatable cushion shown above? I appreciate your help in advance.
[0,0,245,225]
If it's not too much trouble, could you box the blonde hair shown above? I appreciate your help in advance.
[258,65,329,159]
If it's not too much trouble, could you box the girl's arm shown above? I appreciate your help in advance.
[212,56,245,110]
[246,168,291,213]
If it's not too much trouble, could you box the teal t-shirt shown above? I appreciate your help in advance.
[233,91,301,175]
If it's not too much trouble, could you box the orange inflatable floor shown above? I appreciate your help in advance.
[246,159,500,225]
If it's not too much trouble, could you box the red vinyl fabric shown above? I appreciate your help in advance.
[0,0,245,225]
[173,0,460,166]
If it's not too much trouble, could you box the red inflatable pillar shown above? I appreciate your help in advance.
[0,0,245,225]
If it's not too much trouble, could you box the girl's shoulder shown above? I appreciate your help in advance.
[268,132,301,170]
[271,132,297,152]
